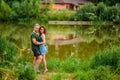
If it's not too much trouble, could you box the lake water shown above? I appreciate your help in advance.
[0,23,120,60]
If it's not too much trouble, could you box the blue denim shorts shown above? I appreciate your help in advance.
[39,45,47,54]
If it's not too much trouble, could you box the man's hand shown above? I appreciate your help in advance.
[32,38,45,45]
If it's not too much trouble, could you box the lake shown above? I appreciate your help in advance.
[0,22,120,60]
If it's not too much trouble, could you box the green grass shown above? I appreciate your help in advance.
[90,46,120,70]
[39,45,120,80]
[0,33,120,80]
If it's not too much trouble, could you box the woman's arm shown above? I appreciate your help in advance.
[41,34,46,44]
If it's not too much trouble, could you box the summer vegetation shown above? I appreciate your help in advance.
[0,0,120,24]
[0,0,120,80]
[0,33,120,80]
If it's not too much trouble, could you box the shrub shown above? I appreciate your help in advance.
[16,62,36,80]
[89,0,120,6]
[73,66,111,80]
[61,58,80,72]
[0,34,7,54]
[96,2,107,20]
[80,59,91,71]
[0,33,18,64]
[73,70,95,80]
[0,0,11,21]
[44,58,61,71]
[11,0,40,20]
[48,10,73,21]
[93,66,111,80]
[72,3,97,21]
[90,46,120,70]
[107,6,119,21]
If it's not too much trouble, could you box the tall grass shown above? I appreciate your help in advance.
[0,34,36,80]
[43,45,120,80]
[0,32,120,80]
[90,46,120,70]
[61,57,80,72]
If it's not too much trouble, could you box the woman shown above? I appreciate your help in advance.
[38,26,48,73]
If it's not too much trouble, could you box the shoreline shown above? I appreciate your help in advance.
[48,21,113,25]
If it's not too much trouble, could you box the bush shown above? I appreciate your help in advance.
[72,3,96,21]
[90,46,120,70]
[0,0,11,21]
[44,58,60,71]
[10,0,40,21]
[16,62,36,80]
[0,34,7,54]
[0,33,18,64]
[93,66,111,80]
[73,66,111,80]
[80,59,91,71]
[61,58,80,72]
[107,6,119,21]
[89,0,120,6]
[96,2,107,20]
[48,10,73,21]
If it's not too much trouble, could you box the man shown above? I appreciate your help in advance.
[31,23,44,73]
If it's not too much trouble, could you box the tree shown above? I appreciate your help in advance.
[0,0,11,20]
[73,3,97,21]
[11,0,40,19]
[89,0,120,6]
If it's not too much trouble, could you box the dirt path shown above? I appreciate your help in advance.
[36,72,73,80]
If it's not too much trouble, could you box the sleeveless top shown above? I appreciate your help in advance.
[38,36,43,43]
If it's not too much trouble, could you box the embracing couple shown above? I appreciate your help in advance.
[31,23,48,73]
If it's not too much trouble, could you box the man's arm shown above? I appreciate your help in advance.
[32,38,44,45]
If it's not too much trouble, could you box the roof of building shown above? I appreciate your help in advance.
[41,0,88,5]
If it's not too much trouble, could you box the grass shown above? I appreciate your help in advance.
[37,45,120,80]
[0,33,120,80]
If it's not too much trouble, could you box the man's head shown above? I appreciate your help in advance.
[34,23,40,33]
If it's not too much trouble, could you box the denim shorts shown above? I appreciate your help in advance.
[39,45,47,55]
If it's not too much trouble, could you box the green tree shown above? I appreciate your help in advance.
[0,0,11,21]
[11,0,40,19]
[96,2,107,20]
[107,6,119,21]
[89,0,120,6]
[73,3,97,21]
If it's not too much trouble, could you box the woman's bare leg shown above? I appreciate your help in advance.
[42,54,48,73]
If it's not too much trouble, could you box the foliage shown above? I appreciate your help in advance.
[0,0,11,21]
[90,46,120,70]
[11,0,40,20]
[48,10,73,21]
[73,66,112,80]
[0,33,18,63]
[61,58,80,72]
[43,58,60,71]
[0,1,120,23]
[89,0,120,6]
[16,62,36,80]
[96,2,107,20]
[71,3,96,21]
[0,33,36,80]
[72,2,120,24]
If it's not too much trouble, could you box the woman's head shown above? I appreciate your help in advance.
[39,26,46,35]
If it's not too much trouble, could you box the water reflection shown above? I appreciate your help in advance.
[0,23,120,60]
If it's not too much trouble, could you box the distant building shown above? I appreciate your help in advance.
[41,0,88,10]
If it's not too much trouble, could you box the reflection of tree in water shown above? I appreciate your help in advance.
[73,25,120,41]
